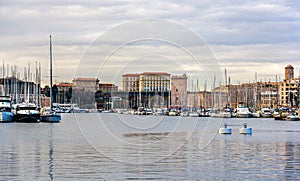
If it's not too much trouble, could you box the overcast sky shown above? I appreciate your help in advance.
[0,0,299,89]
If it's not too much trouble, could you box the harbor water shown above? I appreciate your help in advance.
[0,113,300,180]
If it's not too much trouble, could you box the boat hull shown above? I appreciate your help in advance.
[285,116,299,121]
[261,114,273,118]
[15,114,40,123]
[236,113,252,118]
[41,114,61,123]
[211,112,232,118]
[0,112,14,122]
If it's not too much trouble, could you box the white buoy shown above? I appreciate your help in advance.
[239,123,252,134]
[219,123,232,134]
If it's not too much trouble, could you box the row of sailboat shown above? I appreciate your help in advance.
[0,35,61,123]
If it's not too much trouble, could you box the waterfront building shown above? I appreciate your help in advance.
[56,83,73,104]
[72,78,99,92]
[99,83,118,93]
[122,72,171,108]
[122,73,139,92]
[72,78,99,108]
[280,64,300,107]
[138,72,171,92]
[171,74,187,108]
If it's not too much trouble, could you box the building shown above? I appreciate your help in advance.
[56,83,73,104]
[138,72,171,92]
[122,72,171,108]
[99,83,118,93]
[72,78,99,92]
[72,78,99,108]
[171,74,187,108]
[280,65,300,107]
[122,73,139,92]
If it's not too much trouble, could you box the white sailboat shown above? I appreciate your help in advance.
[40,35,61,123]
[0,63,14,122]
[14,64,40,123]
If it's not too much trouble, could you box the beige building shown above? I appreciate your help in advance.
[280,64,300,107]
[99,83,118,93]
[138,72,171,92]
[122,73,139,92]
[122,72,171,92]
[171,74,187,107]
[72,78,99,92]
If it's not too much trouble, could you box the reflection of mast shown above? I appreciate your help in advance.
[48,125,54,180]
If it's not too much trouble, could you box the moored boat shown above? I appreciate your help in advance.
[13,103,40,123]
[261,108,273,118]
[235,107,252,118]
[40,107,61,123]
[285,113,299,121]
[40,35,61,123]
[0,96,14,122]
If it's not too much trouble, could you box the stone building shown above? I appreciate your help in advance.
[280,64,300,107]
[171,74,187,108]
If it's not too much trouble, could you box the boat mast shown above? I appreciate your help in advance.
[50,35,53,110]
[2,61,4,96]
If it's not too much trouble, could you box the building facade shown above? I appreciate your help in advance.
[280,65,300,107]
[138,72,171,92]
[99,83,118,93]
[56,83,73,104]
[171,74,187,108]
[122,72,171,108]
[72,78,99,92]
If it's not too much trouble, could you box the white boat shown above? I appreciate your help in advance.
[180,111,189,117]
[0,96,14,122]
[235,107,252,118]
[252,111,261,118]
[261,108,272,118]
[168,110,177,116]
[189,111,199,117]
[13,103,40,123]
[40,107,61,123]
[210,111,232,118]
[285,113,299,121]
[153,108,164,116]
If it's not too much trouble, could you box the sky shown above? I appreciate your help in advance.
[0,0,300,89]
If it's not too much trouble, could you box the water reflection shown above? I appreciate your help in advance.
[0,114,299,180]
[48,124,54,180]
[284,142,300,180]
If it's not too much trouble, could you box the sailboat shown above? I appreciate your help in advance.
[40,35,61,123]
[0,95,15,122]
[0,63,15,122]
[14,64,41,123]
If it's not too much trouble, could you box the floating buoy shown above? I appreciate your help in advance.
[219,123,232,134]
[239,123,252,134]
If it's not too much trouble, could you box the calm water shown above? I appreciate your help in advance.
[0,113,300,180]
